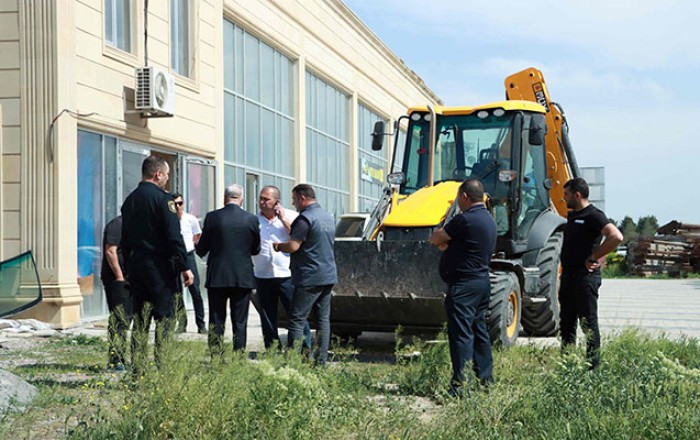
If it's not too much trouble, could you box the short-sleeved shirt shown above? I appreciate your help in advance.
[100,216,124,285]
[253,208,298,279]
[179,212,202,252]
[439,204,497,284]
[561,204,610,272]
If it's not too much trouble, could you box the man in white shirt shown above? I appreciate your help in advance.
[253,186,311,349]
[173,193,207,334]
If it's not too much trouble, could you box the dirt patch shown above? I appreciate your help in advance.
[0,331,115,439]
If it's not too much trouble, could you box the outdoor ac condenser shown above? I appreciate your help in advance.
[134,66,176,117]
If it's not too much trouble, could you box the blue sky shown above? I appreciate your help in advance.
[344,0,699,225]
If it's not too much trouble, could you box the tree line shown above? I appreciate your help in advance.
[610,215,659,245]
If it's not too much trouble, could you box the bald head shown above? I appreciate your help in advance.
[459,178,485,203]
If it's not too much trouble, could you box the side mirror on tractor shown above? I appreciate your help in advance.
[371,120,385,151]
[529,114,546,146]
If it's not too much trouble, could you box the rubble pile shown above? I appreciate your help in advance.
[630,221,700,277]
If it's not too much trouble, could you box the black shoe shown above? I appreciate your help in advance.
[447,383,466,399]
[198,328,208,335]
[480,376,494,388]
[107,364,127,373]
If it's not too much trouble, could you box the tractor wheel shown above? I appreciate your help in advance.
[487,271,521,347]
[521,232,562,336]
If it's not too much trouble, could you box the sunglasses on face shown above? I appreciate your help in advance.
[175,201,184,206]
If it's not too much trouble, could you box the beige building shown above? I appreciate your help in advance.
[0,0,440,327]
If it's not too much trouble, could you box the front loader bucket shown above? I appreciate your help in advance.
[330,240,448,335]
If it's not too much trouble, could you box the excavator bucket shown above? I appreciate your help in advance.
[330,240,448,335]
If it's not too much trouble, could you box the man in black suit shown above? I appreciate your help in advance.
[196,184,261,356]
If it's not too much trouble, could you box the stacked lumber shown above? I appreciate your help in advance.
[630,221,700,277]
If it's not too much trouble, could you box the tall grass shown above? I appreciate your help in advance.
[2,329,700,439]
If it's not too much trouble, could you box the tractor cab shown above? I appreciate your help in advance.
[375,101,552,255]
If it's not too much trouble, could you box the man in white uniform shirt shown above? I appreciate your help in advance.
[173,193,207,334]
[253,186,312,349]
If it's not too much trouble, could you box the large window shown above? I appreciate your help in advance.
[77,130,213,320]
[104,0,131,52]
[171,0,191,77]
[399,113,514,194]
[357,104,389,212]
[223,19,295,211]
[305,72,350,217]
[77,131,121,320]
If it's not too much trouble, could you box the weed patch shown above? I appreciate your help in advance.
[2,328,700,439]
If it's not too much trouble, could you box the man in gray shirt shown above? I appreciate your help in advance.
[274,184,337,364]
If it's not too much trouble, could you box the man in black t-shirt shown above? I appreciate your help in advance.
[560,177,623,370]
[100,215,132,371]
[430,179,497,397]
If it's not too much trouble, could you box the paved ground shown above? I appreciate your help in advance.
[598,278,700,339]
[517,278,700,348]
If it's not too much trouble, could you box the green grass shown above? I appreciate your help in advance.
[2,330,700,439]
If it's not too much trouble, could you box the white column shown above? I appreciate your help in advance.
[17,1,81,327]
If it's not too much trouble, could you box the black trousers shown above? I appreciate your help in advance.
[208,287,251,355]
[104,280,133,366]
[127,257,178,374]
[176,252,206,332]
[444,277,493,387]
[559,271,602,368]
[255,276,312,349]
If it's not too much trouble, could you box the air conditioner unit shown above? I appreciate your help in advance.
[135,66,176,117]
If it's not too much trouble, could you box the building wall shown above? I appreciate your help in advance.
[74,0,218,154]
[0,0,20,260]
[3,0,440,327]
[580,166,606,213]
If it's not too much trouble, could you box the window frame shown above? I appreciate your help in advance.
[223,19,297,211]
[104,0,132,52]
[305,70,351,218]
[170,0,198,82]
[102,0,140,66]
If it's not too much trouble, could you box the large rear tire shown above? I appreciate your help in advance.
[487,271,521,347]
[521,232,562,336]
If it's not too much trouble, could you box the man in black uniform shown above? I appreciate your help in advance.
[121,155,193,375]
[100,215,132,371]
[429,179,497,397]
[560,177,623,370]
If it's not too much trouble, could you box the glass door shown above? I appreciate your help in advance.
[77,131,108,320]
[181,157,217,310]
[245,173,259,214]
[79,138,150,321]
[183,157,217,219]
[120,142,151,202]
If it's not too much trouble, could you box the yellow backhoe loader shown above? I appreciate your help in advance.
[332,67,579,345]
